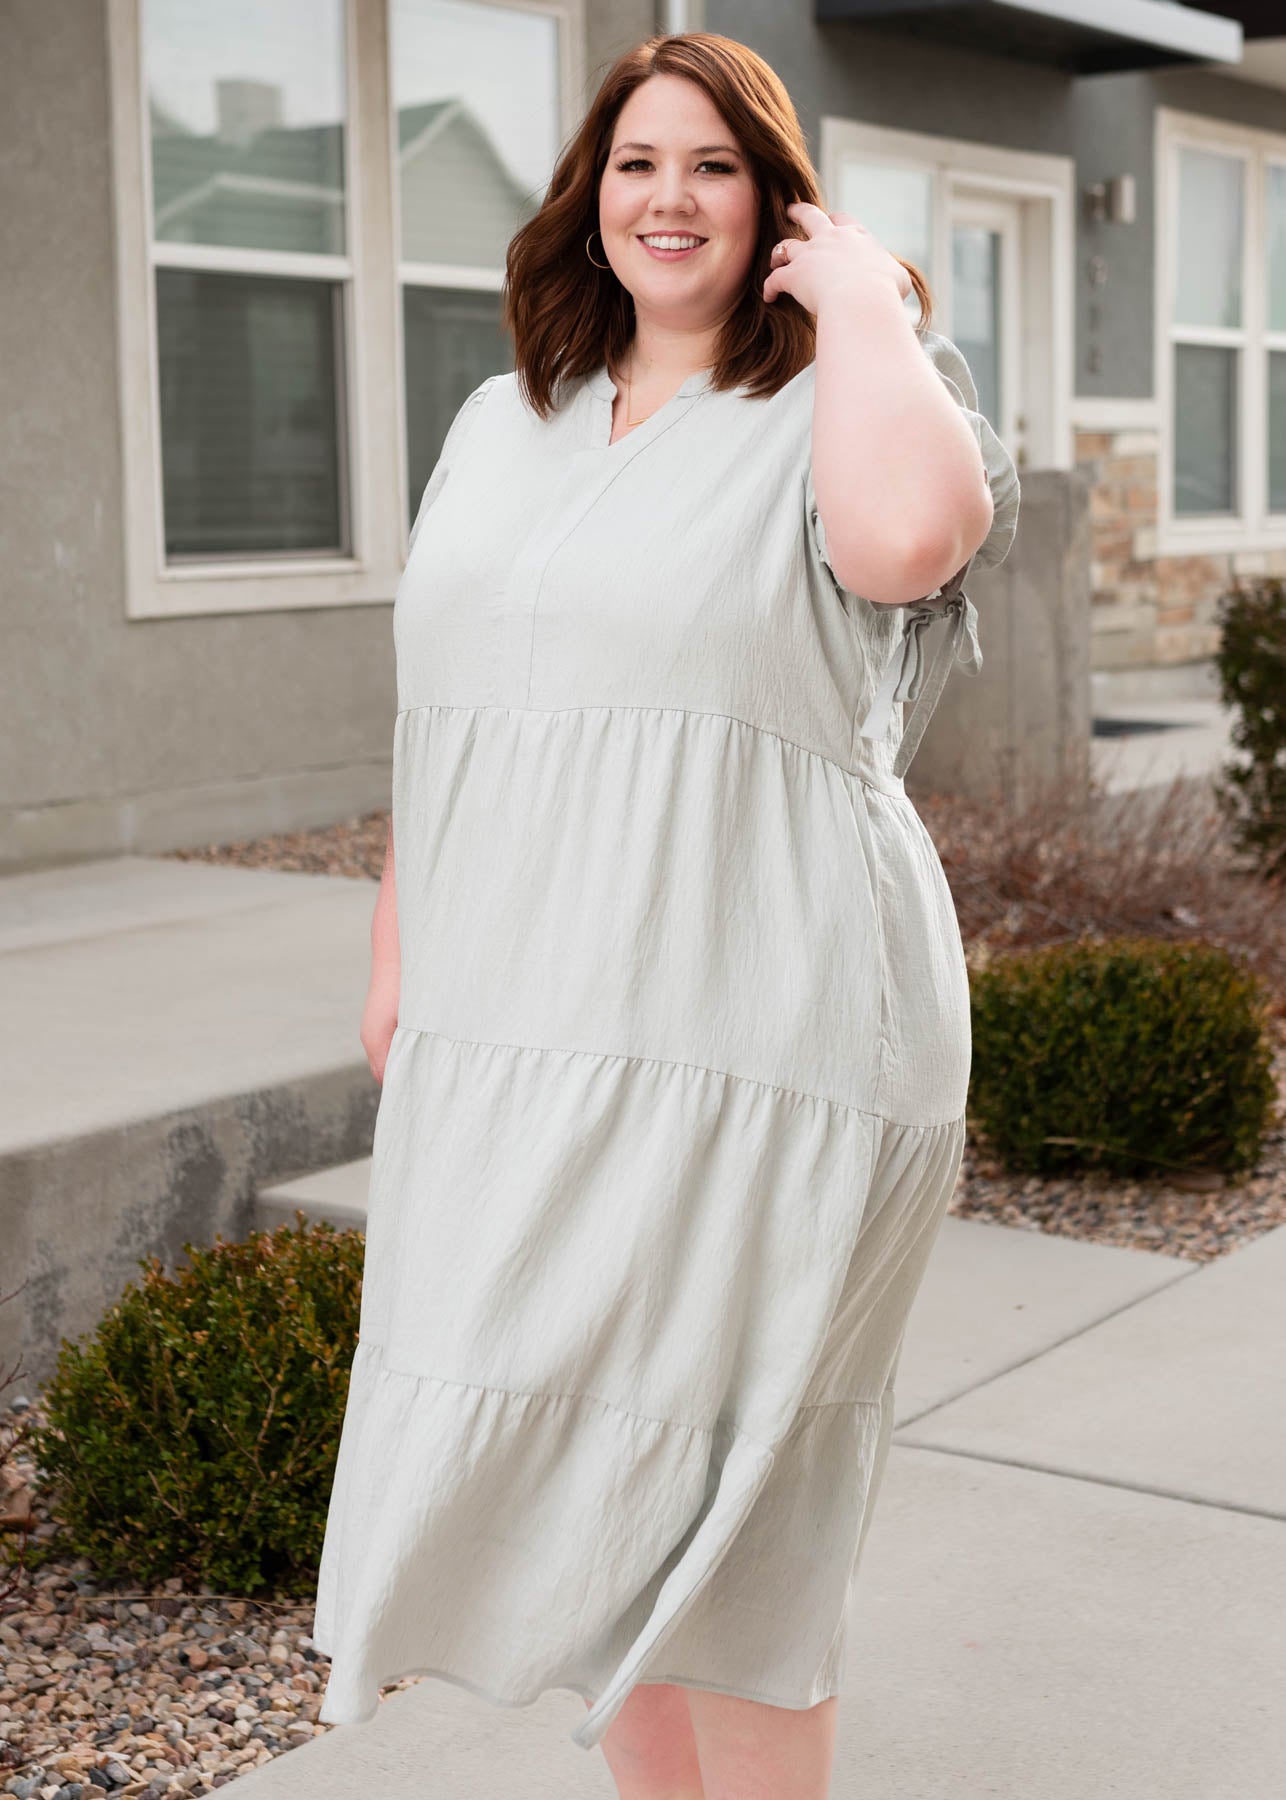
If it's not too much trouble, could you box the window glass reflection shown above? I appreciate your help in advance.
[1174,343,1238,516]
[145,0,347,256]
[392,0,559,266]
[1173,146,1242,330]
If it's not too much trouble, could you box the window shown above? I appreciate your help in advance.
[145,0,353,560]
[1159,109,1286,551]
[1169,143,1245,518]
[108,0,580,618]
[1267,162,1286,513]
[390,0,557,527]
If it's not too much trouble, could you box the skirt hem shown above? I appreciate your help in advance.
[312,1654,844,1749]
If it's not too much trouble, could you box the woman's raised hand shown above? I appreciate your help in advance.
[762,199,911,317]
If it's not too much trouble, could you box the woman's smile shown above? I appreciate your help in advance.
[635,231,708,260]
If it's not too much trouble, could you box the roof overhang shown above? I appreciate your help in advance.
[1222,39,1286,91]
[813,0,1244,75]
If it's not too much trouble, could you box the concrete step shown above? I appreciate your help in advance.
[1091,658,1220,709]
[0,855,381,1392]
[257,1157,373,1233]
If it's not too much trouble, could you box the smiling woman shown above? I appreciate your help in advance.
[589,82,765,436]
[312,29,1018,1800]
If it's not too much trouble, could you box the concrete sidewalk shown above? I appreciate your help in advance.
[221,1219,1286,1799]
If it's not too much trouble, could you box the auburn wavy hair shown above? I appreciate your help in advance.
[502,31,933,419]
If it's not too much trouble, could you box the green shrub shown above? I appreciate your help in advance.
[968,936,1278,1178]
[28,1216,363,1597]
[1214,576,1286,879]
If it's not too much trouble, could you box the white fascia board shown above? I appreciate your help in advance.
[1006,0,1243,65]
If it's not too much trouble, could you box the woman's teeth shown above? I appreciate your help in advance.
[640,234,705,252]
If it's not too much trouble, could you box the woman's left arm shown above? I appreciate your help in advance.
[768,200,996,606]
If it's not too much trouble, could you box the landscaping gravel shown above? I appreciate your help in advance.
[0,1560,325,1794]
[0,1487,421,1798]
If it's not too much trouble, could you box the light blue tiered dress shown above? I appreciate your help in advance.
[312,330,1021,1751]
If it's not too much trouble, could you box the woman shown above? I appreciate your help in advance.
[313,29,1019,1800]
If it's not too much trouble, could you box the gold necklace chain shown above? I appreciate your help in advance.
[624,363,654,429]
[618,355,707,429]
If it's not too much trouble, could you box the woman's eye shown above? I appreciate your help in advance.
[614,158,737,174]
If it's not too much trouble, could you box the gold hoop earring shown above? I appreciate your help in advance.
[585,229,611,270]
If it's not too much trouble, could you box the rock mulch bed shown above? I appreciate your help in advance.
[0,1385,420,1800]
[0,1534,351,1797]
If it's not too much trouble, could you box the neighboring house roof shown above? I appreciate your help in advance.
[398,99,534,266]
[397,98,456,155]
[150,117,345,252]
[147,92,532,265]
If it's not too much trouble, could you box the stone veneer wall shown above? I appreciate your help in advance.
[1074,425,1286,671]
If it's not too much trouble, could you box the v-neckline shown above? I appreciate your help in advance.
[584,363,714,454]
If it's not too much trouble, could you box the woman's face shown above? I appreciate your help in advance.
[597,73,760,336]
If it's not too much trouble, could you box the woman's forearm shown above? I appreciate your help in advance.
[371,815,400,975]
[811,280,993,605]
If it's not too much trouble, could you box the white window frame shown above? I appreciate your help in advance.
[109,0,400,616]
[386,0,583,548]
[1156,105,1286,558]
[108,0,582,618]
[818,117,1075,473]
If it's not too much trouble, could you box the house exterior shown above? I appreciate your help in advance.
[2,0,1282,869]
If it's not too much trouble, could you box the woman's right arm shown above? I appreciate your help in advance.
[361,376,497,1082]
[360,815,400,1085]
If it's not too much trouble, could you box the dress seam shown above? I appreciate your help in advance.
[393,698,906,796]
[355,1339,773,1450]
[393,1019,965,1132]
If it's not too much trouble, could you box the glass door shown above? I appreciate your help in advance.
[948,193,1025,464]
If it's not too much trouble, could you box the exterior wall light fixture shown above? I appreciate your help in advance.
[1084,174,1137,225]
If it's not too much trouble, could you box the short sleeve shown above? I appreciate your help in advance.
[407,373,500,553]
[806,328,1020,601]
[918,328,1021,574]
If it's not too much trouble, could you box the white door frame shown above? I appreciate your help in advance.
[819,117,1075,472]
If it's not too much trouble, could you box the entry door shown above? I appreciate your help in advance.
[948,193,1026,465]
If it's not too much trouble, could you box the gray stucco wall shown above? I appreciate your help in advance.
[0,1,410,870]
